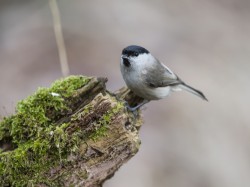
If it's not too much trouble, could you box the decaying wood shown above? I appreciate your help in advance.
[56,85,143,187]
[0,76,144,187]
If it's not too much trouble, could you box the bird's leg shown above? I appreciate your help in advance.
[125,99,149,112]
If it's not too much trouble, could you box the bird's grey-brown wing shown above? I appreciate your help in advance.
[142,59,182,88]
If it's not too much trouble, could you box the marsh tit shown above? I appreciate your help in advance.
[120,45,208,111]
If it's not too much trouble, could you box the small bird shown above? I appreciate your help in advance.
[120,45,208,111]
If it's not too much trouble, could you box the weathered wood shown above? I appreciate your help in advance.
[0,76,143,187]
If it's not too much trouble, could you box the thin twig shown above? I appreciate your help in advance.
[49,0,70,77]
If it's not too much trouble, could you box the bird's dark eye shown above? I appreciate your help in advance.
[123,58,131,67]
[134,52,139,56]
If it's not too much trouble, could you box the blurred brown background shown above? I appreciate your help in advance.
[1,0,250,187]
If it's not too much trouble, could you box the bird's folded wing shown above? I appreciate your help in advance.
[142,59,182,88]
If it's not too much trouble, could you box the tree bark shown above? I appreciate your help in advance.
[0,76,144,187]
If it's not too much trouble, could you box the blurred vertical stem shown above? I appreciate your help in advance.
[49,0,70,77]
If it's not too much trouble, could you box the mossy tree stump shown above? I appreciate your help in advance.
[0,76,144,187]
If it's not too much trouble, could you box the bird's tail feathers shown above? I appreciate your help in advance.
[177,83,208,101]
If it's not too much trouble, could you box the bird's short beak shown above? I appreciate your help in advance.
[121,55,128,60]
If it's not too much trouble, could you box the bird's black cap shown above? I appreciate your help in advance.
[122,45,149,57]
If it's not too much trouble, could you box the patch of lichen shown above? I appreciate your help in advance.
[0,75,91,186]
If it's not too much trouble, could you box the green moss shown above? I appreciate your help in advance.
[0,75,91,186]
[0,138,52,186]
[0,75,125,186]
[0,75,90,145]
[0,125,83,186]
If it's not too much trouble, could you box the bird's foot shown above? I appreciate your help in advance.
[124,100,149,116]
